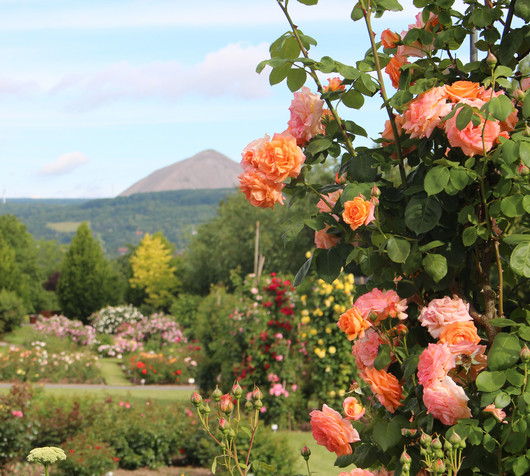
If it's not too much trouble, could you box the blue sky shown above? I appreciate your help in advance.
[0,0,457,198]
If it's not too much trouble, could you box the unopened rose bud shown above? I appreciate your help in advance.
[211,387,223,402]
[253,399,263,410]
[525,125,530,137]
[486,52,497,67]
[431,437,442,450]
[252,387,263,401]
[219,418,229,433]
[202,404,211,415]
[434,459,446,473]
[220,394,234,414]
[400,450,412,465]
[245,400,254,411]
[401,428,417,437]
[444,439,453,451]
[449,432,462,446]
[232,382,243,399]
[191,391,203,407]
[420,433,432,447]
[301,446,311,461]
[521,346,530,363]
[228,428,236,439]
[435,449,444,459]
[371,185,381,198]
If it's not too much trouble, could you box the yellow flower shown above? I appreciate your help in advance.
[301,309,309,316]
[325,327,332,334]
[329,390,336,398]
[333,304,341,313]
[324,299,331,307]
[325,366,331,372]
[305,251,312,259]
[318,349,326,358]
[338,389,345,397]
[301,316,311,325]
[301,332,307,338]
[318,338,324,345]
[310,328,318,336]
[328,346,336,354]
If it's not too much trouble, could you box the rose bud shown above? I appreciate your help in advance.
[232,382,243,399]
[301,446,311,461]
[219,394,234,414]
[191,391,203,407]
[211,386,223,402]
[252,387,263,401]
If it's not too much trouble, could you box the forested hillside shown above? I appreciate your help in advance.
[0,189,235,256]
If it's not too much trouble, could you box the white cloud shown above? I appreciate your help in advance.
[38,151,89,176]
[52,42,272,110]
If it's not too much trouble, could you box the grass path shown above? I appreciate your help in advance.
[99,358,132,386]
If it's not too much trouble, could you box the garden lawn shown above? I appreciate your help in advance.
[282,430,337,475]
[99,358,132,386]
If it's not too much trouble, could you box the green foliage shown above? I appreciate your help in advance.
[179,192,315,294]
[169,293,202,337]
[57,434,117,476]
[0,289,26,335]
[57,223,115,322]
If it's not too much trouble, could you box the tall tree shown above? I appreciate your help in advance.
[129,232,179,310]
[57,222,112,322]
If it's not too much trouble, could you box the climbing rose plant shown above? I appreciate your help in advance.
[240,0,530,475]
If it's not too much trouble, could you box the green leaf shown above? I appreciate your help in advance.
[287,68,307,92]
[402,354,419,380]
[424,166,450,195]
[495,391,511,408]
[501,195,525,217]
[523,95,530,119]
[342,89,365,109]
[502,140,519,164]
[506,368,525,387]
[471,6,492,27]
[315,248,343,283]
[515,0,530,21]
[279,36,301,59]
[456,105,473,130]
[487,333,522,371]
[297,0,319,5]
[351,3,364,21]
[373,419,402,451]
[212,456,218,474]
[518,325,530,341]
[450,167,469,191]
[294,255,312,287]
[419,240,445,252]
[503,234,530,245]
[462,227,477,246]
[423,254,448,282]
[476,371,507,392]
[269,63,291,85]
[488,94,514,121]
[489,318,518,328]
[513,455,530,476]
[377,0,403,11]
[386,236,411,263]
[511,242,530,278]
[318,56,336,73]
[374,344,392,370]
[305,137,332,155]
[335,453,356,468]
[523,195,530,214]
[521,142,530,167]
[405,196,442,234]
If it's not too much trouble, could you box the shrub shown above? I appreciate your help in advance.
[170,293,202,336]
[58,433,117,476]
[0,289,26,335]
[89,304,145,334]
[32,315,96,346]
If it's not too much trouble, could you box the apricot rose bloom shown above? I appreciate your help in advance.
[343,396,365,420]
[316,190,343,216]
[418,295,472,339]
[381,29,400,49]
[401,86,452,139]
[445,81,482,102]
[342,196,376,231]
[315,225,340,249]
[362,367,403,413]
[422,376,471,425]
[354,288,408,324]
[352,328,385,371]
[338,306,371,341]
[338,470,375,476]
[288,86,326,146]
[417,343,456,387]
[385,54,408,89]
[484,404,508,424]
[310,404,359,457]
[439,321,481,348]
[324,77,345,92]
[238,170,285,209]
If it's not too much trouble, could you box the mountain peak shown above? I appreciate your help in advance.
[119,150,241,196]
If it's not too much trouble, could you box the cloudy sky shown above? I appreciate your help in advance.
[0,0,454,198]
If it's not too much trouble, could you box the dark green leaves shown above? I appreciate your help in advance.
[342,90,365,109]
[294,255,313,287]
[488,94,515,122]
[405,196,442,234]
[510,242,530,277]
[374,344,392,370]
[422,254,447,282]
[297,0,319,5]
[373,419,403,451]
[476,371,507,392]
[424,166,450,195]
[487,333,522,371]
[387,236,411,263]
[287,69,307,92]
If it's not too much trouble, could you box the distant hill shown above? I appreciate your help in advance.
[120,150,241,196]
[1,189,236,257]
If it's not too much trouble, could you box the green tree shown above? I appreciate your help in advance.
[57,222,113,322]
[129,232,179,310]
[179,191,315,294]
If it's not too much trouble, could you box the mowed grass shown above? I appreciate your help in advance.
[99,358,132,386]
[283,430,338,475]
[46,221,85,232]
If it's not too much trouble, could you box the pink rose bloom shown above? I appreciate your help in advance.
[418,295,472,339]
[288,86,326,146]
[352,328,385,371]
[269,383,289,397]
[374,469,395,476]
[522,77,530,91]
[315,225,340,249]
[417,343,456,387]
[354,288,408,324]
[316,190,343,215]
[11,410,23,418]
[401,87,452,139]
[397,12,438,58]
[423,376,472,425]
[310,404,360,457]
[339,470,375,476]
[444,99,502,156]
[484,404,507,423]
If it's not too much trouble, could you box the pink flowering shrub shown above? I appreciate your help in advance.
[33,315,96,346]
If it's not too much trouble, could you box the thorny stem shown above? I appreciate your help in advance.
[360,0,408,189]
[275,0,357,158]
[304,181,334,210]
[245,410,260,469]
[494,240,503,317]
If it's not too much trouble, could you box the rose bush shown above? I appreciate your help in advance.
[240,0,530,474]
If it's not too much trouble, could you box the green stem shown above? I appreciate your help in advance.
[44,465,49,476]
[360,0,407,189]
[305,458,312,476]
[275,0,357,158]
[304,181,334,210]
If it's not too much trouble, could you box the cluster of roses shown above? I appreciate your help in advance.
[309,290,496,474]
[239,86,329,209]
[381,80,521,159]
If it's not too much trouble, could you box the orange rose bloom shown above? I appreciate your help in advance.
[342,196,376,231]
[385,54,408,89]
[338,306,371,341]
[238,170,285,209]
[343,396,365,420]
[445,81,481,102]
[362,367,403,413]
[324,77,345,92]
[381,29,400,49]
[439,321,481,347]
